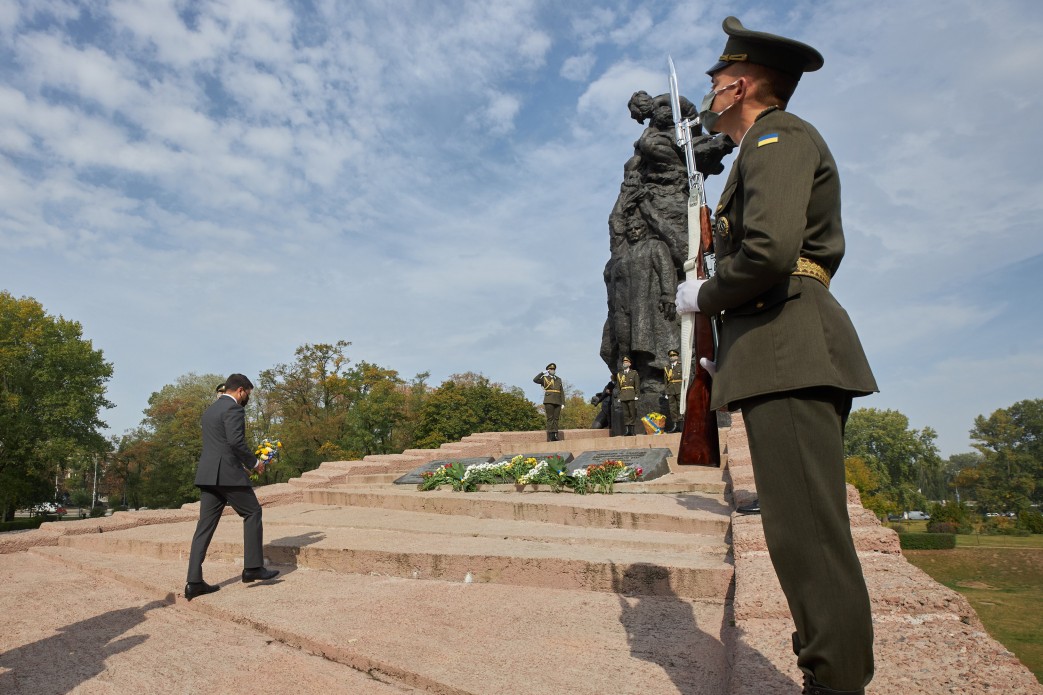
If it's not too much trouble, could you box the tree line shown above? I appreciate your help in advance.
[843,403,1043,531]
[2,291,1040,524]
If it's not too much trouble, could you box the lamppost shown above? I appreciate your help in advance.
[92,455,99,509]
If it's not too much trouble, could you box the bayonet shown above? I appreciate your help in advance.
[668,56,720,467]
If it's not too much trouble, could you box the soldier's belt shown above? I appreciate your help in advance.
[792,257,831,289]
[545,389,561,393]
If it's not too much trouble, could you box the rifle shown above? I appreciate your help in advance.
[668,57,720,467]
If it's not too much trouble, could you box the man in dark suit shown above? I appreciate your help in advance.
[185,373,279,600]
[676,17,877,695]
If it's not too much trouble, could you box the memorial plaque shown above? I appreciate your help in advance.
[492,451,574,466]
[393,456,494,485]
[569,448,671,482]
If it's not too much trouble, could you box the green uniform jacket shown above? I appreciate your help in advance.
[698,107,877,411]
[664,364,683,395]
[534,373,564,406]
[615,369,640,402]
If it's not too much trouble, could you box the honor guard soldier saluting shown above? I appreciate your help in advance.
[615,356,640,436]
[675,17,878,695]
[664,349,683,432]
[534,363,564,441]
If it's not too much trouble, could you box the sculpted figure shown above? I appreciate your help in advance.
[601,88,734,403]
[602,211,679,387]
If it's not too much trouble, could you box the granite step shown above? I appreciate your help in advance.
[56,503,733,600]
[1,551,414,695]
[302,487,732,536]
[29,545,732,695]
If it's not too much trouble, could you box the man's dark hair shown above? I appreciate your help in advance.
[746,63,799,108]
[223,373,254,392]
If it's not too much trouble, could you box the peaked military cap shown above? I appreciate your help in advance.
[546,363,556,370]
[706,16,824,78]
[668,350,679,357]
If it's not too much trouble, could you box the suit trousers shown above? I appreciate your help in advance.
[186,485,264,583]
[738,387,874,691]
[544,403,561,432]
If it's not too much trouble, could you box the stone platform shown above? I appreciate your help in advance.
[1,424,1039,694]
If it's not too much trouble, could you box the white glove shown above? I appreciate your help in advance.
[675,279,706,313]
[699,357,717,376]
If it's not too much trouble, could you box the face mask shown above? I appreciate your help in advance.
[698,80,739,133]
[548,369,555,375]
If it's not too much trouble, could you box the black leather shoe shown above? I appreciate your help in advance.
[241,566,280,582]
[736,499,761,515]
[184,581,220,600]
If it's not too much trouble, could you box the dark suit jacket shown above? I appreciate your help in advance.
[698,107,877,411]
[194,394,256,486]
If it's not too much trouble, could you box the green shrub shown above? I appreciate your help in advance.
[888,523,907,534]
[0,517,46,532]
[927,521,958,534]
[982,517,1031,536]
[1017,509,1043,534]
[899,532,956,550]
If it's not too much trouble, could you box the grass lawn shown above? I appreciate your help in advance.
[905,537,1043,683]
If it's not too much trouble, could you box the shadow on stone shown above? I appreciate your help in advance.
[611,562,792,694]
[611,561,728,694]
[263,530,327,576]
[0,596,173,694]
[671,492,733,515]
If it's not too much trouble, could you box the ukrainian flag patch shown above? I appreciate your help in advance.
[757,133,779,147]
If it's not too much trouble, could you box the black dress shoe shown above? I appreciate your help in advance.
[184,581,220,600]
[241,567,280,582]
[736,499,761,515]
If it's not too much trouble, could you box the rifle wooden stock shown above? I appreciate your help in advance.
[678,204,721,467]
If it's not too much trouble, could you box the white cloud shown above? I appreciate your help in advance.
[1,0,1041,461]
[561,52,595,82]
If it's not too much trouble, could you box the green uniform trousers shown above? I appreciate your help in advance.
[739,387,873,692]
[544,403,561,433]
[621,400,637,426]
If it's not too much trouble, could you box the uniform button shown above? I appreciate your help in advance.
[756,301,765,309]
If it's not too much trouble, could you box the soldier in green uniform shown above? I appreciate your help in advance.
[675,17,877,695]
[615,356,640,436]
[663,349,683,432]
[533,363,564,441]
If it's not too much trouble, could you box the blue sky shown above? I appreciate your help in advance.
[2,0,1041,457]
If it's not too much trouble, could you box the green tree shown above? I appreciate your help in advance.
[968,399,1043,512]
[412,372,542,449]
[844,455,897,519]
[557,381,599,431]
[844,408,941,511]
[945,451,984,504]
[338,361,407,457]
[257,341,354,477]
[0,292,113,520]
[120,373,224,508]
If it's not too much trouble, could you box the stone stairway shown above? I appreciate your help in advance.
[2,423,1040,694]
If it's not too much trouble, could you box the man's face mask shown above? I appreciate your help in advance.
[698,79,740,133]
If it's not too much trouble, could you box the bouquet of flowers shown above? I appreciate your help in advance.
[641,412,667,435]
[251,438,282,482]
[572,459,643,494]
